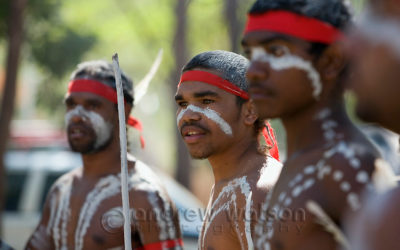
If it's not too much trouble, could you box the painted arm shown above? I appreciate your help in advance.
[25,187,57,250]
[131,189,183,250]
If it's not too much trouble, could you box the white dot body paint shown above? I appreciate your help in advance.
[347,193,361,211]
[176,104,233,136]
[356,171,369,184]
[251,47,323,99]
[65,105,113,149]
[333,171,344,181]
[340,182,351,192]
[304,165,316,175]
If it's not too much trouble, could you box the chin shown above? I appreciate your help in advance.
[188,149,212,160]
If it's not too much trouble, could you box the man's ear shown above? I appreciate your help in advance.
[242,99,258,126]
[124,103,133,122]
[316,42,347,82]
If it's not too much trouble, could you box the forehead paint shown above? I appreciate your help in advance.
[358,9,400,59]
[65,105,113,149]
[251,47,322,99]
[177,104,233,136]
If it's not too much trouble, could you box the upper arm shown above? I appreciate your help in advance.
[25,185,58,250]
[131,188,182,249]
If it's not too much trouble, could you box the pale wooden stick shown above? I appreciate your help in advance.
[306,200,350,250]
[112,53,132,250]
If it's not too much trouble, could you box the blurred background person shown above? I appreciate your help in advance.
[344,0,400,249]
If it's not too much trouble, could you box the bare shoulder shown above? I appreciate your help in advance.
[47,167,80,197]
[253,156,282,201]
[128,160,173,209]
[311,138,380,218]
[348,188,400,250]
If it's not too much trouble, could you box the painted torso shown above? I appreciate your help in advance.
[27,158,181,250]
[254,109,381,250]
[199,156,282,250]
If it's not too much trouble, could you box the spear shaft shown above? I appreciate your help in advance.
[112,53,132,250]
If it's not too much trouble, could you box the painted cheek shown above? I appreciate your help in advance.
[178,105,233,136]
[251,47,322,99]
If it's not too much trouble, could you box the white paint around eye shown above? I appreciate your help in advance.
[176,104,233,136]
[251,47,323,99]
[65,105,113,149]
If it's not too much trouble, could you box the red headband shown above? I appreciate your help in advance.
[178,70,249,100]
[244,10,343,44]
[68,79,145,148]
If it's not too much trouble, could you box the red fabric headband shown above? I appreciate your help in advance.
[244,10,343,44]
[68,79,145,148]
[178,70,249,100]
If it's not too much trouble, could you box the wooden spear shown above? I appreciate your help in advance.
[112,53,132,250]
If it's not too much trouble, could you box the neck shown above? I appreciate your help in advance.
[281,98,350,158]
[208,136,265,183]
[80,135,122,177]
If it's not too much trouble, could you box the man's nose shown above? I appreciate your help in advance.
[246,60,270,84]
[177,106,202,125]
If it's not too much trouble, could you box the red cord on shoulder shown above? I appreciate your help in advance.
[135,238,183,250]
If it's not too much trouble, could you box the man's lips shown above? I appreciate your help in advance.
[68,124,90,140]
[180,125,207,144]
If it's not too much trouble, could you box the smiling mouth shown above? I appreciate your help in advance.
[181,126,207,144]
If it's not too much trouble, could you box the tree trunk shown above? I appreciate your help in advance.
[171,0,192,189]
[224,0,240,53]
[0,0,27,235]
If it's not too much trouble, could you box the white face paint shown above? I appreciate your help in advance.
[177,104,233,136]
[358,8,400,59]
[251,47,323,99]
[65,105,113,149]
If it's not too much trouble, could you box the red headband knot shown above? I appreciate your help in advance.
[178,70,249,100]
[68,78,145,148]
[245,10,344,44]
[263,121,280,161]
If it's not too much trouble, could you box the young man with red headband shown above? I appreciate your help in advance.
[26,60,183,250]
[175,50,282,250]
[241,0,381,249]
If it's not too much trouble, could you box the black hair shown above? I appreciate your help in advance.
[249,0,353,56]
[70,60,134,105]
[182,50,250,106]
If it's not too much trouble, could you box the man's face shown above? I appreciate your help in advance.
[175,77,244,159]
[64,92,116,154]
[345,3,400,132]
[242,31,320,120]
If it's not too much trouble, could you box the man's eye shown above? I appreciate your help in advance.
[65,101,76,109]
[177,101,188,107]
[243,49,251,59]
[268,45,290,57]
[88,103,100,109]
[202,99,214,105]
